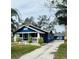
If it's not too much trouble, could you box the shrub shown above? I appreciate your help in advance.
[11,38,14,42]
[38,37,44,45]
[28,35,32,43]
[16,36,21,42]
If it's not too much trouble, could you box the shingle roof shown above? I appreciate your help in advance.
[15,25,48,33]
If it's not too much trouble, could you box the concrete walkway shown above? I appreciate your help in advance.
[19,40,64,59]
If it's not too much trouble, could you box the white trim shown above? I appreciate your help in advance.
[26,26,44,33]
[17,33,39,43]
[17,32,44,34]
[16,25,45,33]
[17,32,37,34]
[37,33,40,43]
[22,33,23,41]
[14,34,17,42]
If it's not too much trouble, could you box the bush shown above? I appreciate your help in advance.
[38,37,44,45]
[28,35,32,43]
[16,36,21,42]
[11,38,14,42]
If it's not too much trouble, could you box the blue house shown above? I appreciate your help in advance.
[14,25,54,43]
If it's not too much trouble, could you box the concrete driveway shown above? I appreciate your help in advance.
[19,40,64,59]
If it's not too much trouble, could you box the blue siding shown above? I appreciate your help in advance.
[15,26,55,43]
[17,26,36,32]
[44,34,54,43]
[44,34,48,43]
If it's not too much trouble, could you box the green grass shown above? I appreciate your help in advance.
[54,43,67,59]
[11,43,40,59]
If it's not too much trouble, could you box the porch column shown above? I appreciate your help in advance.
[22,33,23,42]
[28,33,29,42]
[37,33,40,43]
[14,34,17,42]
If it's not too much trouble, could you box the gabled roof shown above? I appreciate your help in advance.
[15,25,48,33]
[29,25,48,33]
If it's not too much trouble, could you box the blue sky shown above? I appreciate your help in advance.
[11,0,65,32]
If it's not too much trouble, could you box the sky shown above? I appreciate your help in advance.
[11,0,65,32]
[11,0,56,20]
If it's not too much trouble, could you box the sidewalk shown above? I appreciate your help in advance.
[19,40,64,59]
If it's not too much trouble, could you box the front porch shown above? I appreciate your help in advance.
[14,32,43,43]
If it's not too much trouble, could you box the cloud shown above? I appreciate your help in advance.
[11,0,56,20]
[11,0,65,32]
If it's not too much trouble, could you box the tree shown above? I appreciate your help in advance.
[22,16,37,26]
[51,0,67,26]
[11,8,21,37]
[45,0,67,25]
[37,15,56,31]
[37,15,49,30]
[50,0,67,40]
[11,8,21,23]
[45,0,67,31]
[11,18,19,37]
[47,20,57,31]
[22,17,31,25]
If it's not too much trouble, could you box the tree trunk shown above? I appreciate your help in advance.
[64,25,67,43]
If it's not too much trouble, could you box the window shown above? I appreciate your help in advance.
[30,33,37,37]
[19,34,22,37]
[23,28,28,30]
[24,34,28,38]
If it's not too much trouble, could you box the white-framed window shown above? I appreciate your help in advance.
[23,28,28,30]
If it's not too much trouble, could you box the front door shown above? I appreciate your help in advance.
[23,34,28,40]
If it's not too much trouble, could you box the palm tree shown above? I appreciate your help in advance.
[11,8,21,37]
[11,8,21,23]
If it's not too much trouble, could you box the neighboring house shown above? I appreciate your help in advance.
[54,33,64,40]
[14,25,54,43]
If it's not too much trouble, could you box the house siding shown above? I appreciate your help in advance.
[15,25,55,43]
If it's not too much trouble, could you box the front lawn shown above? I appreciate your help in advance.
[11,43,40,59]
[54,43,67,59]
